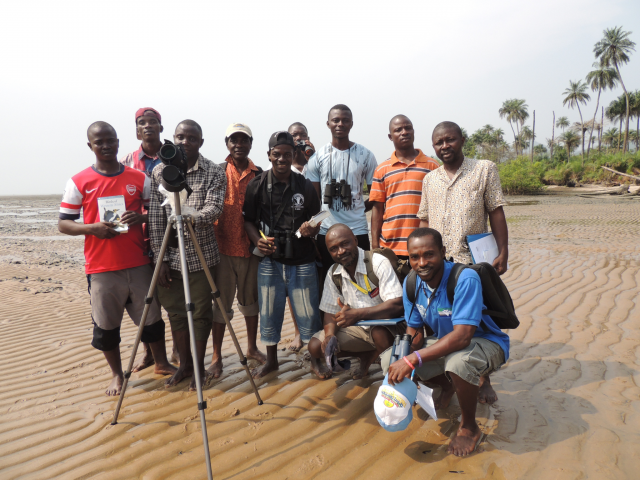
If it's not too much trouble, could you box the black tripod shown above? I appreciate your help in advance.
[111,191,263,480]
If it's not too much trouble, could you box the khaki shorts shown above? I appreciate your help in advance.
[212,254,259,324]
[312,324,404,353]
[89,264,161,330]
[156,268,213,341]
[381,336,505,386]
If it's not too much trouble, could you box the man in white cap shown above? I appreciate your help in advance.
[208,123,266,379]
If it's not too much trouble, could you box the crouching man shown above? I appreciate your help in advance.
[308,224,404,380]
[383,228,509,457]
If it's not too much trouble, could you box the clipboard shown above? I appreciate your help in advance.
[355,317,405,326]
[467,233,499,265]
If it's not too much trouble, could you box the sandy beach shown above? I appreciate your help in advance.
[1,191,639,479]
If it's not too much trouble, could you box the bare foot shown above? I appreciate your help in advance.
[434,382,456,409]
[165,365,193,387]
[153,361,178,376]
[106,374,123,396]
[310,357,331,379]
[246,347,267,365]
[189,372,206,392]
[251,360,278,379]
[478,376,498,404]
[352,351,377,380]
[206,358,223,379]
[448,424,482,457]
[287,335,303,352]
[132,351,155,373]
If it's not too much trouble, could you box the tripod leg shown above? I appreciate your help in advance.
[174,212,213,480]
[185,221,264,406]
[111,221,174,425]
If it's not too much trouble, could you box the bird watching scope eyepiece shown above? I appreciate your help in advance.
[158,140,192,196]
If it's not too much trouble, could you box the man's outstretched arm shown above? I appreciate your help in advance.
[488,206,508,275]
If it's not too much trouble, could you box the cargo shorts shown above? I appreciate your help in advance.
[312,324,404,353]
[381,336,505,386]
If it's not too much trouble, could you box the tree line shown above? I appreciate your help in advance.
[462,27,637,166]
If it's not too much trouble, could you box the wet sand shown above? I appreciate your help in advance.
[1,193,639,479]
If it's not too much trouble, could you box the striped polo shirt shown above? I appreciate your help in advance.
[369,150,440,257]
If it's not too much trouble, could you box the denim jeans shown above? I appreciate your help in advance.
[258,257,322,345]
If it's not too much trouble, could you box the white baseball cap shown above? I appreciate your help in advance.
[374,374,417,432]
[225,122,253,139]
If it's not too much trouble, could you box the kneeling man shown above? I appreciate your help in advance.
[309,224,404,379]
[384,228,509,457]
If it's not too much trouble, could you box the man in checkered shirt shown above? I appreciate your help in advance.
[148,119,227,391]
[307,224,404,380]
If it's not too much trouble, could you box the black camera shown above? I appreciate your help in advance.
[323,179,351,207]
[271,230,294,259]
[295,140,315,157]
[158,140,193,196]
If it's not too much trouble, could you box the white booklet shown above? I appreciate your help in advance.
[98,195,129,233]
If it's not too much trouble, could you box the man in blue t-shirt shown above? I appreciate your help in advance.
[382,227,509,457]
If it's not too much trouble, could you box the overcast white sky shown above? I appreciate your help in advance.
[2,0,639,195]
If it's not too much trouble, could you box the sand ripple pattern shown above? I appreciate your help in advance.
[1,194,639,479]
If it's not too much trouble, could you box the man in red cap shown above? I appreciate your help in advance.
[119,108,178,376]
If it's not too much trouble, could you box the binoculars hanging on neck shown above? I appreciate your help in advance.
[271,230,294,259]
[323,179,352,207]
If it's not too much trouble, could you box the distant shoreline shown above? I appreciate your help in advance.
[0,194,60,200]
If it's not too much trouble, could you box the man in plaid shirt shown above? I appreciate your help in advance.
[149,119,227,391]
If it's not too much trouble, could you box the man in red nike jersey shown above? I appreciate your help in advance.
[58,121,175,396]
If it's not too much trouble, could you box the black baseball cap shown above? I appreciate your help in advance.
[268,131,295,150]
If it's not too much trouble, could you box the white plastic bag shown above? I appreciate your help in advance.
[158,184,201,220]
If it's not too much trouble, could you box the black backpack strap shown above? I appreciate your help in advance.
[331,263,342,296]
[363,251,379,287]
[446,263,468,305]
[405,270,418,320]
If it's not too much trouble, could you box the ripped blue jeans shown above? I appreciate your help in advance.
[257,257,322,346]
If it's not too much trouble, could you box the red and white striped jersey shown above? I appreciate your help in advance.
[60,165,151,274]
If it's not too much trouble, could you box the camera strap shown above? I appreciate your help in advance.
[267,169,297,231]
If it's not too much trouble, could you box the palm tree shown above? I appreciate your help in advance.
[556,116,570,132]
[499,99,528,156]
[630,90,640,151]
[562,131,580,161]
[606,96,626,151]
[563,80,591,163]
[521,126,534,154]
[594,26,636,153]
[585,62,619,157]
[603,128,619,149]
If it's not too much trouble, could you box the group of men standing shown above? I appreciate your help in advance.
[59,103,510,457]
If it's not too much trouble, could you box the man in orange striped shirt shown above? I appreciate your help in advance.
[370,115,440,259]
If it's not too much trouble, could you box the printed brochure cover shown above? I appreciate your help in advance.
[98,195,129,233]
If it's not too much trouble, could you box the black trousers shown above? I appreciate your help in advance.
[316,233,371,287]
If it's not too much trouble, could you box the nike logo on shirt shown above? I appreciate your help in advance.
[86,188,97,193]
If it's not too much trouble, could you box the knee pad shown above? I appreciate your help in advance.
[141,319,165,344]
[92,325,121,351]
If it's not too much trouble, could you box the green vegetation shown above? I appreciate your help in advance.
[461,26,639,194]
[497,151,640,192]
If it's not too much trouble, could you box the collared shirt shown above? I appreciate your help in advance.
[148,155,226,272]
[243,169,321,266]
[120,145,162,177]
[417,157,506,264]
[214,156,260,258]
[404,260,510,361]
[320,247,403,328]
[305,143,377,236]
[369,149,440,256]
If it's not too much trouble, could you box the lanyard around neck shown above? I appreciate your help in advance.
[421,279,438,306]
[350,274,372,295]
